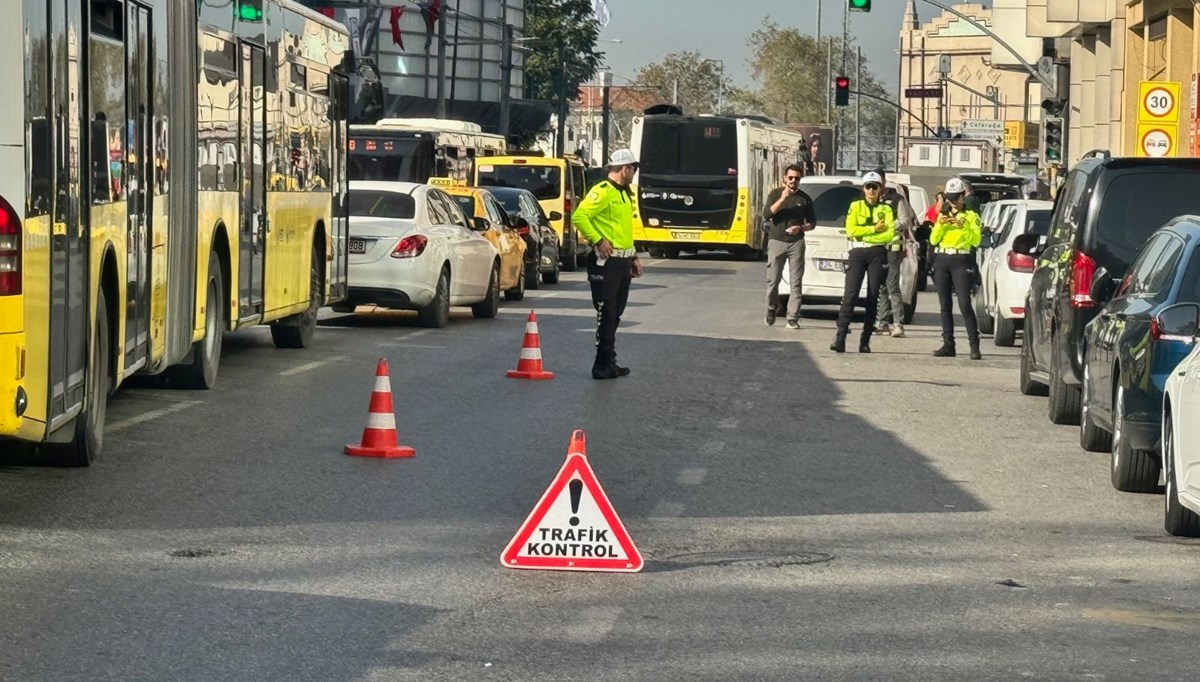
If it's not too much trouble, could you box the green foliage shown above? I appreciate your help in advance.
[629,51,736,116]
[524,0,603,103]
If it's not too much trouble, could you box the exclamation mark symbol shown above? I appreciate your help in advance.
[568,479,583,527]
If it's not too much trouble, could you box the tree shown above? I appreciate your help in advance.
[523,0,603,104]
[629,51,736,116]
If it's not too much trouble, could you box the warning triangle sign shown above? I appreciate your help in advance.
[501,430,643,572]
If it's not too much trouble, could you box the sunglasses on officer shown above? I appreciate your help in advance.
[864,183,881,191]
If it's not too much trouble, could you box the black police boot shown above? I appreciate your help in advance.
[859,332,872,353]
[592,364,620,380]
[830,334,846,353]
[932,343,956,358]
[969,343,982,361]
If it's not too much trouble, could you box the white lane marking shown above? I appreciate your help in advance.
[404,329,436,341]
[650,501,685,518]
[676,468,707,486]
[107,401,200,434]
[700,441,726,455]
[717,418,739,430]
[386,343,444,350]
[562,607,624,644]
[534,292,561,299]
[281,360,332,377]
[645,259,667,267]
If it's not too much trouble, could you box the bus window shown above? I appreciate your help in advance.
[640,119,737,178]
[347,137,434,182]
[477,165,562,200]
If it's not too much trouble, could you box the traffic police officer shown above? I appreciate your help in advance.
[930,177,983,360]
[573,149,645,380]
[831,171,895,354]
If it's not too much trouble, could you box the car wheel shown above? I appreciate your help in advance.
[993,310,1016,347]
[1079,363,1112,452]
[472,263,501,319]
[974,290,994,335]
[505,264,526,301]
[1020,335,1048,396]
[1110,383,1161,493]
[1048,334,1081,425]
[1164,411,1200,536]
[542,260,560,284]
[525,252,540,291]
[418,267,450,328]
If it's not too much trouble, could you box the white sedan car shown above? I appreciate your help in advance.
[973,200,1052,346]
[1164,310,1200,537]
[779,177,918,323]
[338,181,502,328]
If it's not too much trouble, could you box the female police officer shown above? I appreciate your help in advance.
[831,171,895,354]
[930,177,982,360]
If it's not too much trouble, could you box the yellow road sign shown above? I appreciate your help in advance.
[1139,81,1181,123]
[1137,123,1177,157]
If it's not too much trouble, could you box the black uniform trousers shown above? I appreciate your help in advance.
[587,253,633,367]
[932,253,980,346]
[836,245,887,340]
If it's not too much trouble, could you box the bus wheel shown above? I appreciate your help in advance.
[169,251,224,389]
[271,243,321,349]
[664,246,681,259]
[647,246,666,259]
[561,235,578,272]
[49,289,111,466]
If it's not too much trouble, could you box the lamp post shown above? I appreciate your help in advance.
[703,58,724,115]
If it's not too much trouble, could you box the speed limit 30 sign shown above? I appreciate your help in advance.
[1139,81,1181,123]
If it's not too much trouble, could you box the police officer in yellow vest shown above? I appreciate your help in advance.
[832,171,895,353]
[930,177,983,360]
[573,149,645,380]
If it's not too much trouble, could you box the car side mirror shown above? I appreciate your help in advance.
[1012,232,1042,256]
[472,216,489,232]
[1155,303,1200,341]
[1089,267,1115,304]
[549,210,563,221]
[980,232,996,249]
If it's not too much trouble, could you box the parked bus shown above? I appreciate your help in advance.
[0,0,352,465]
[630,113,806,258]
[348,118,507,185]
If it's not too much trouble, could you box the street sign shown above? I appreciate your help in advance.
[1139,81,1181,123]
[1003,121,1039,150]
[904,86,942,99]
[961,119,1005,134]
[501,431,643,572]
[1138,123,1176,157]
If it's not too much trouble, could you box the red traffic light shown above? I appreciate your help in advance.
[836,77,850,88]
[835,77,851,106]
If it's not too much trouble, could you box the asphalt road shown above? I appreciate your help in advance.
[3,254,1199,681]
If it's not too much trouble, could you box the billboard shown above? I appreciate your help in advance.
[792,125,835,176]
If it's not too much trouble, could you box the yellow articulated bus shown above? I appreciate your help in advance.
[629,113,807,259]
[0,0,351,465]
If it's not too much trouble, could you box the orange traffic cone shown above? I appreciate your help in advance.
[345,358,415,458]
[506,310,555,380]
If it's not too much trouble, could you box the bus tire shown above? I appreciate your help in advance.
[271,242,322,349]
[49,289,112,467]
[664,246,681,259]
[170,251,224,389]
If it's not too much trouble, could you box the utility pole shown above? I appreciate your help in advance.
[556,42,568,156]
[672,78,678,105]
[435,3,448,118]
[816,0,822,39]
[498,22,513,140]
[826,38,833,125]
[855,46,862,174]
[600,70,612,164]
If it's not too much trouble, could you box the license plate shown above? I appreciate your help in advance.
[817,259,846,272]
[348,238,368,254]
[671,231,701,240]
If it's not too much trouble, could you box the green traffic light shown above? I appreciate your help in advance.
[238,3,263,20]
[849,0,872,11]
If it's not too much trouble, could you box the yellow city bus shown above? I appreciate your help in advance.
[629,113,806,259]
[0,0,351,465]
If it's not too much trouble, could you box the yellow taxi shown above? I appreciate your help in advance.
[436,181,529,299]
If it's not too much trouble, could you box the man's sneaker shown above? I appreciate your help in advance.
[615,365,631,377]
[890,324,906,338]
[932,344,956,358]
[785,319,800,330]
[765,311,776,327]
[875,323,890,334]
[591,365,620,380]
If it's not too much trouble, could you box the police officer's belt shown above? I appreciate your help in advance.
[848,241,884,250]
[888,243,903,252]
[608,248,637,258]
[935,247,971,254]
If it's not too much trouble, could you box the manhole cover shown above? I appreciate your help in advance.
[647,550,834,572]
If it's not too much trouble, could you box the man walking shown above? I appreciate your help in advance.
[874,170,918,338]
[762,163,815,329]
[573,149,645,380]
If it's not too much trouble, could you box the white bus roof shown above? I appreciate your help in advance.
[373,118,486,134]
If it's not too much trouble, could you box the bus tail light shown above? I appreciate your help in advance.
[390,234,428,259]
[0,196,20,296]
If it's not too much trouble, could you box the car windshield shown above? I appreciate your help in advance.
[450,194,478,217]
[349,189,416,219]
[1026,210,1052,236]
[490,192,522,214]
[1094,172,1200,267]
[804,184,864,224]
[478,165,561,200]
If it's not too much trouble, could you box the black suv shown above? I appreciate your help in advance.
[1015,156,1200,425]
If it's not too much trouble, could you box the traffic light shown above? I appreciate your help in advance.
[1043,116,1064,165]
[236,0,263,21]
[835,76,851,107]
[849,0,872,11]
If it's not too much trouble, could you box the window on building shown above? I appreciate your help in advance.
[960,148,971,162]
[919,146,930,161]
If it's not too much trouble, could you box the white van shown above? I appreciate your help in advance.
[778,176,920,323]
